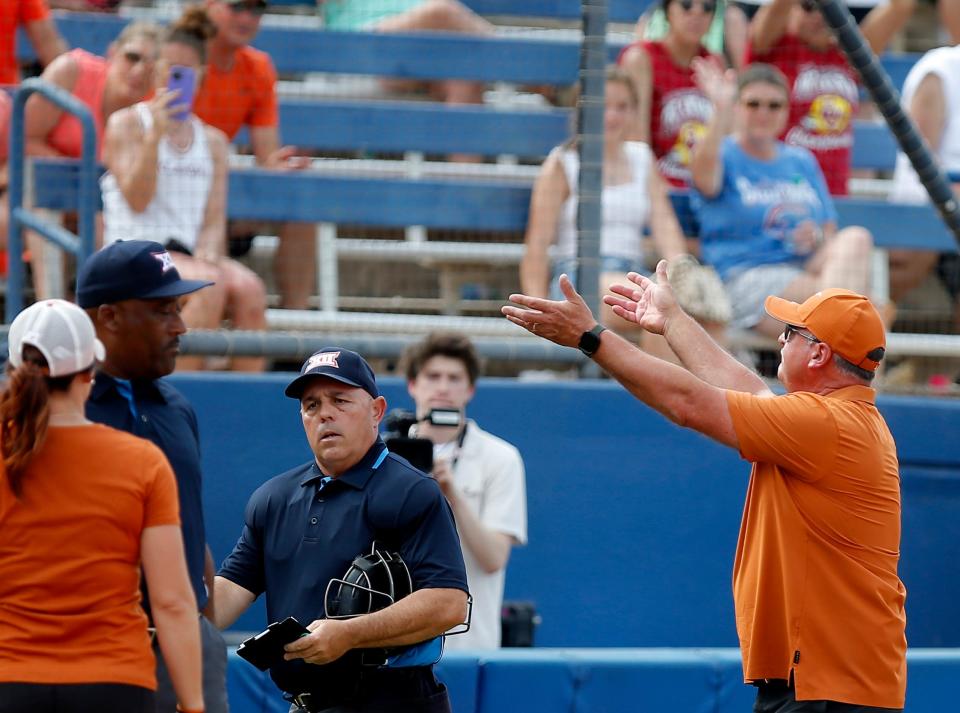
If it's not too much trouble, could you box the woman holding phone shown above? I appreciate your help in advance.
[0,300,203,713]
[100,5,268,372]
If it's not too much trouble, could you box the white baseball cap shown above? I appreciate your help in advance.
[7,299,106,377]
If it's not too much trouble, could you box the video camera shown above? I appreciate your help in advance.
[382,408,463,473]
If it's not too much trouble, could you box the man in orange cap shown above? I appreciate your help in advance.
[502,264,906,713]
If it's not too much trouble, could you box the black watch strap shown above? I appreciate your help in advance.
[578,324,607,358]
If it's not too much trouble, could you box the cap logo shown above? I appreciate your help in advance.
[306,351,341,371]
[152,251,175,273]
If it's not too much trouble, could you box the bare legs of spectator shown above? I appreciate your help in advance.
[753,226,875,338]
[888,249,940,305]
[376,0,492,162]
[218,257,268,372]
[276,221,316,310]
[940,0,960,44]
[169,253,228,372]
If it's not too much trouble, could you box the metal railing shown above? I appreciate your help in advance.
[6,78,99,323]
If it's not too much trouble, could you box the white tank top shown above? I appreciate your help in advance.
[101,103,213,251]
[890,45,960,204]
[554,140,653,261]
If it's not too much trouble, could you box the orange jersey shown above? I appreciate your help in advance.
[726,386,907,708]
[0,0,51,85]
[193,45,278,141]
[0,424,180,689]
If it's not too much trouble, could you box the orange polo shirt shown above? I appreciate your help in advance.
[0,0,51,85]
[726,385,907,708]
[193,45,278,141]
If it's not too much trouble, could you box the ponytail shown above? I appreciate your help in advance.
[0,346,75,497]
[1,362,51,497]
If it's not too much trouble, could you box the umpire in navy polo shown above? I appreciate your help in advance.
[214,348,469,713]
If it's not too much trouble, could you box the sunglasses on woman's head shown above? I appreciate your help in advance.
[743,99,786,111]
[676,0,717,13]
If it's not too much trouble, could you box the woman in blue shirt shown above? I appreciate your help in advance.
[690,61,875,335]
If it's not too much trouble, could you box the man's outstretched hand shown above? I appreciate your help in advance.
[604,259,680,335]
[502,273,597,347]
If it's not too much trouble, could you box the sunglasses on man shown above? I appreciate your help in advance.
[783,325,820,344]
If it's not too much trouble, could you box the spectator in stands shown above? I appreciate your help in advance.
[0,299,203,713]
[631,0,748,72]
[888,44,960,358]
[0,0,66,279]
[503,270,905,713]
[690,61,876,337]
[25,22,160,161]
[0,0,67,86]
[401,332,527,651]
[194,0,316,311]
[523,67,730,352]
[100,5,268,372]
[746,0,915,195]
[319,0,493,107]
[21,22,161,298]
[619,0,725,187]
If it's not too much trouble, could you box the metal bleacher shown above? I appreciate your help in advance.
[15,9,960,360]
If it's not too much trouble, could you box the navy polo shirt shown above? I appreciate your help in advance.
[86,372,208,611]
[218,437,468,696]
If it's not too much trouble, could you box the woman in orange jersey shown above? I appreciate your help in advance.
[0,300,204,713]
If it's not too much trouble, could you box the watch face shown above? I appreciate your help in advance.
[579,329,602,356]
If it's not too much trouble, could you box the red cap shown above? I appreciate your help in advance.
[764,288,886,372]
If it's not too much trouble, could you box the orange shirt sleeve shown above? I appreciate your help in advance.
[142,445,181,529]
[726,390,838,482]
[20,0,51,23]
[248,51,278,129]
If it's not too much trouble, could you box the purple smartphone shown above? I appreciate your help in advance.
[166,65,196,122]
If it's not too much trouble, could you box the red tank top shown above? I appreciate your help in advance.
[618,40,715,187]
[46,49,109,160]
[746,34,857,196]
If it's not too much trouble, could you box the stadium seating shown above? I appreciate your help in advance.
[14,11,956,336]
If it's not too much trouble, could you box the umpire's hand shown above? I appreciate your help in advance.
[284,619,351,665]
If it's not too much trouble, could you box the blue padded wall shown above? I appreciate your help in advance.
[170,374,960,648]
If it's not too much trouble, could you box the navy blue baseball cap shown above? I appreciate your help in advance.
[285,348,380,400]
[76,240,214,309]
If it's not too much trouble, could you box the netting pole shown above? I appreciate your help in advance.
[578,0,608,374]
[815,0,960,247]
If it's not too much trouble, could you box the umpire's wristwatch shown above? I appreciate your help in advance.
[578,324,607,358]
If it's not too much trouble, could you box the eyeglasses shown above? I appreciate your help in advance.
[800,0,819,12]
[227,1,267,16]
[783,324,820,344]
[676,0,717,13]
[122,50,154,66]
[743,98,786,111]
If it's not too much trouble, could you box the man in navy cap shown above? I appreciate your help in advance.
[77,239,229,713]
[214,348,469,713]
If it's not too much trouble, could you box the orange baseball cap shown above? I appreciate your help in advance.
[764,288,886,372]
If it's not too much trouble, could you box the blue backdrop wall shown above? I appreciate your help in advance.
[169,373,960,648]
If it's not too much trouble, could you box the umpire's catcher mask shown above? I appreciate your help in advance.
[325,543,413,619]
